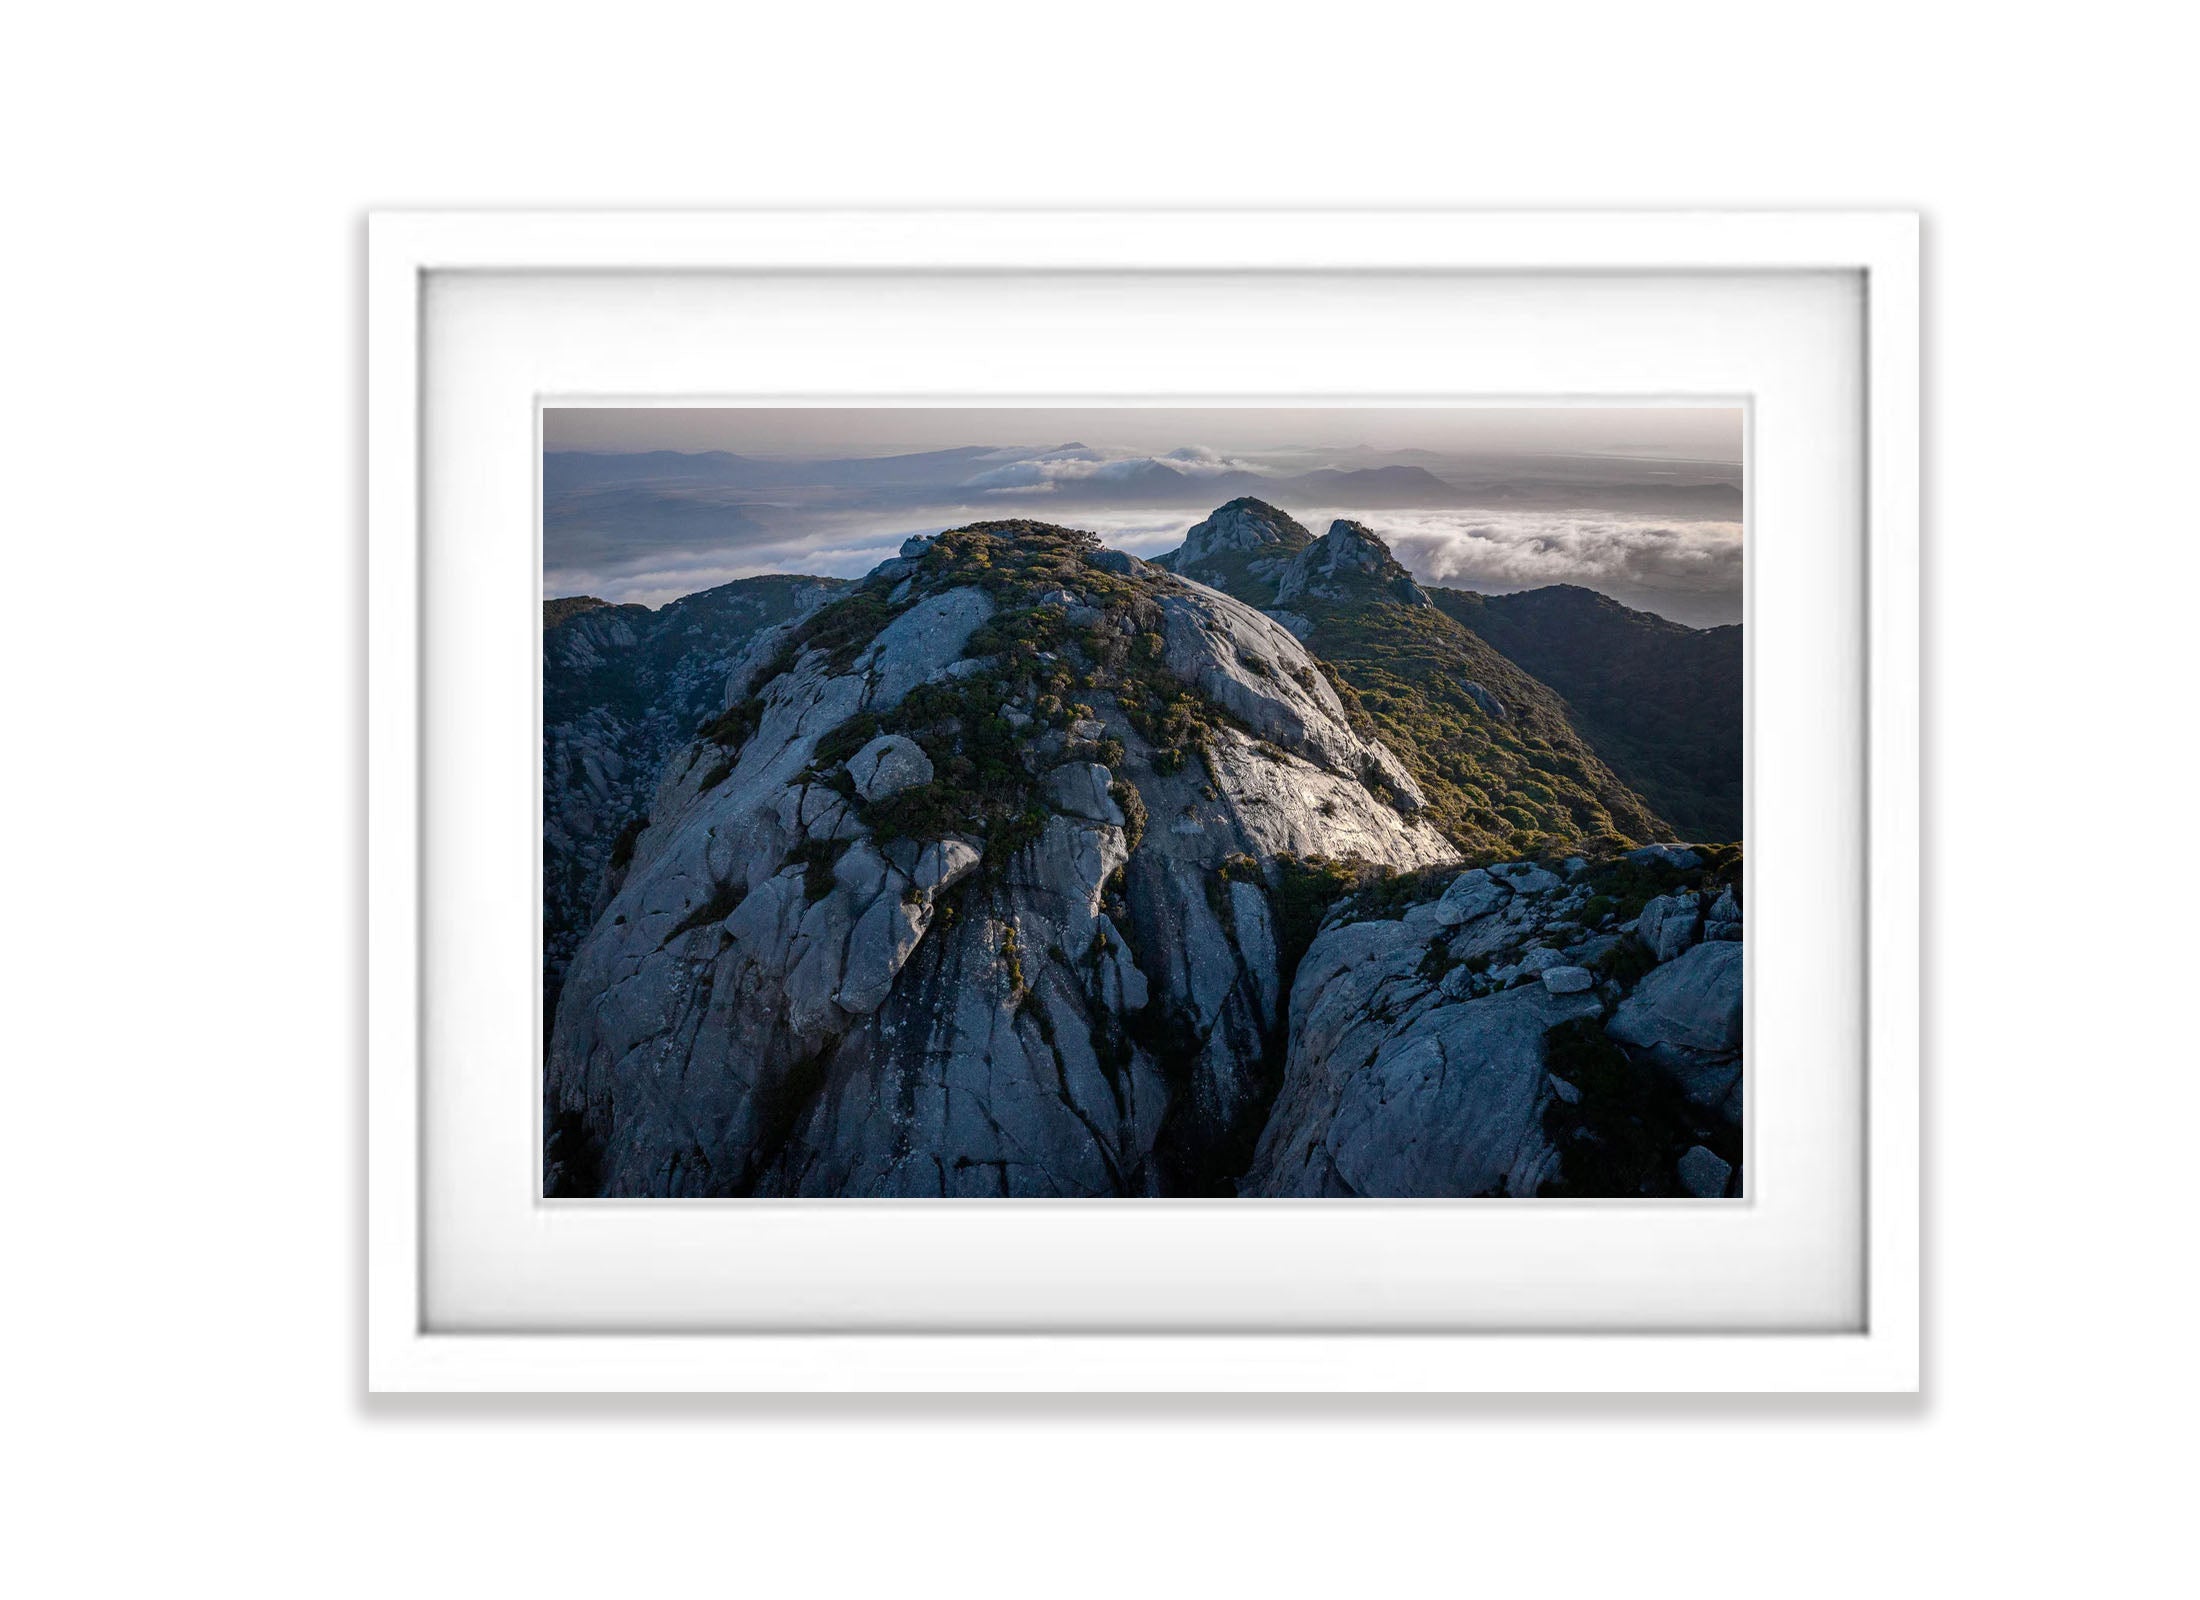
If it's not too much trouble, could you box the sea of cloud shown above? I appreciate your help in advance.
[1324,509,1744,626]
[545,503,1204,611]
[548,495,1743,626]
[960,443,1264,490]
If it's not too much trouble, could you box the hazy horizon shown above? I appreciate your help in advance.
[542,406,1745,626]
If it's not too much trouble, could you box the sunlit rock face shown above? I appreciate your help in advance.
[543,510,1742,1199]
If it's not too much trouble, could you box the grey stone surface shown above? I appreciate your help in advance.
[544,522,1748,1200]
[854,588,997,710]
[1196,732,1456,870]
[1636,892,1702,963]
[1086,548,1151,577]
[1677,1144,1733,1198]
[1490,862,1564,896]
[1607,939,1744,1112]
[913,837,981,894]
[1272,520,1430,607]
[1609,939,1743,1059]
[1248,955,1600,1197]
[1172,498,1308,569]
[847,733,934,802]
[541,578,845,1009]
[1156,586,1431,813]
[1432,868,1509,927]
[1043,762,1125,824]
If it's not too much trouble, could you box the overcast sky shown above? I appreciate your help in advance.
[544,405,1743,463]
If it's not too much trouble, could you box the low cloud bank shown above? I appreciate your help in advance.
[1341,510,1743,626]
[545,504,1199,612]
[548,496,1743,627]
[960,443,1262,490]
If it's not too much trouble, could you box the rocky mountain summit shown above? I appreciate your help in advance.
[545,519,1455,1197]
[1155,496,1313,594]
[1272,518,1432,609]
[542,503,1744,1198]
[1155,500,1673,856]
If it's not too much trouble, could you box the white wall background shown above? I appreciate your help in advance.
[4,3,2189,1594]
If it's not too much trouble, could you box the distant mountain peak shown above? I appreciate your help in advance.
[1286,464,1457,503]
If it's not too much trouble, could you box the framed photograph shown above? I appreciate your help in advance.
[368,211,1917,1391]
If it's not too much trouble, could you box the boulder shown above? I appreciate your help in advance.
[1042,762,1125,825]
[1085,549,1152,578]
[1541,965,1595,995]
[914,837,981,894]
[1607,940,1744,1111]
[1609,939,1742,1058]
[1677,1145,1733,1198]
[1431,867,1509,927]
[1490,862,1563,896]
[1627,843,1701,870]
[847,733,934,802]
[1636,891,1701,963]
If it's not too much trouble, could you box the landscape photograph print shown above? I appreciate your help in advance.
[542,406,1745,1199]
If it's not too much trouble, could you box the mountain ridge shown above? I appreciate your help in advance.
[1157,499,1683,853]
[540,502,1747,1199]
[1434,584,1742,840]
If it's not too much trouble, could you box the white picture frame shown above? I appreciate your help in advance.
[368,210,1918,1392]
